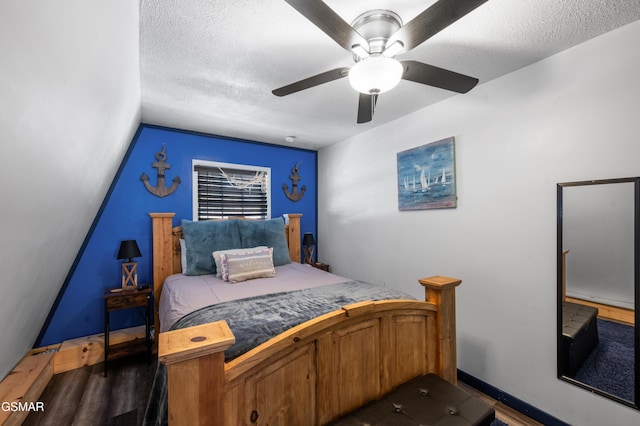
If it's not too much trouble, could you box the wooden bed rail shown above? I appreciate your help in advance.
[158,276,461,426]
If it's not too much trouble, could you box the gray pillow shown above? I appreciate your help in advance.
[237,217,291,266]
[181,219,241,275]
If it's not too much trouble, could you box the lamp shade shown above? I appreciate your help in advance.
[117,240,142,261]
[302,233,316,247]
[349,56,403,94]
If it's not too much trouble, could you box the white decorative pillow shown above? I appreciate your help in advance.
[220,248,275,283]
[212,246,268,278]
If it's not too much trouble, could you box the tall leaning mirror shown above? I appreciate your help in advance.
[557,177,640,408]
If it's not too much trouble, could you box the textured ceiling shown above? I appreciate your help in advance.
[140,0,640,149]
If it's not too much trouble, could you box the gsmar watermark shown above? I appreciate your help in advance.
[1,401,45,412]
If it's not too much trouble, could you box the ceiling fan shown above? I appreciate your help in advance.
[272,0,488,123]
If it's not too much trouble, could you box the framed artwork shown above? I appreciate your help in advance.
[397,137,457,210]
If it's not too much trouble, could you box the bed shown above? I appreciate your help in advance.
[147,212,462,426]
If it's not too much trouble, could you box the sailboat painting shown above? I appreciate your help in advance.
[397,137,457,210]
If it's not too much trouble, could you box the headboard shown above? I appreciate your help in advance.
[148,213,302,333]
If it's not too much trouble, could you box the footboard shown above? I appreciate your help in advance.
[158,276,460,426]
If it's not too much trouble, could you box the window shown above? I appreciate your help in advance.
[192,160,271,220]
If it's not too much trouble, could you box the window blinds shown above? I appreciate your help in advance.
[194,165,269,220]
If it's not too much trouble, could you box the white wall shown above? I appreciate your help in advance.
[0,0,140,380]
[318,20,640,425]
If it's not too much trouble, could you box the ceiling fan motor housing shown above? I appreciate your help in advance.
[351,10,403,57]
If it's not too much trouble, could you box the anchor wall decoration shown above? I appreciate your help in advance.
[283,161,306,202]
[140,144,181,197]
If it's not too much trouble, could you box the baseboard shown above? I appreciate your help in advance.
[457,369,570,426]
[0,348,56,426]
[54,325,148,374]
[564,296,634,325]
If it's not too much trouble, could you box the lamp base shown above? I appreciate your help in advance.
[303,247,315,264]
[121,262,138,291]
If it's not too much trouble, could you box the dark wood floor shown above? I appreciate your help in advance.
[25,354,540,426]
[23,354,157,426]
[458,382,543,426]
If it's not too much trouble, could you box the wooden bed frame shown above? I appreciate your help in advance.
[149,212,461,426]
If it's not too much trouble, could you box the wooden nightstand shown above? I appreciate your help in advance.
[310,262,330,272]
[103,287,152,377]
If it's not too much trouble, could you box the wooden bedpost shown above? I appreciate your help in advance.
[159,321,235,426]
[150,213,175,338]
[418,275,461,384]
[286,213,302,263]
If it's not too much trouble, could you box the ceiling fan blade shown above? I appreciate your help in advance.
[401,60,478,93]
[284,0,369,52]
[272,67,349,97]
[387,0,488,52]
[357,93,378,124]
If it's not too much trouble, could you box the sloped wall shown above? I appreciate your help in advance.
[0,1,140,380]
[318,20,640,426]
[38,125,317,346]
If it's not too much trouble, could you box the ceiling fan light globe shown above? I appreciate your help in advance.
[349,56,403,95]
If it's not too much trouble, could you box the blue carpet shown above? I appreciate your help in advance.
[491,419,507,426]
[574,318,634,402]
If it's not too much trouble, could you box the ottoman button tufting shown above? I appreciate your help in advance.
[329,374,495,425]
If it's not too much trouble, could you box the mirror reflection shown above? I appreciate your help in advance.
[558,178,639,408]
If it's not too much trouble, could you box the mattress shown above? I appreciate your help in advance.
[159,262,351,332]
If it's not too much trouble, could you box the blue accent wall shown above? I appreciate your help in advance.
[38,125,317,346]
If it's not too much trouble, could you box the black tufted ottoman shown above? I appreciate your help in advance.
[561,301,599,376]
[330,374,495,426]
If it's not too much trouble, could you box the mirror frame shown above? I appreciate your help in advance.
[557,177,640,408]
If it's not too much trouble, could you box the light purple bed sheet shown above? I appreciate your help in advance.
[159,262,350,332]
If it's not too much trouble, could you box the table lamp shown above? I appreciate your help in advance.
[302,233,316,264]
[117,240,142,290]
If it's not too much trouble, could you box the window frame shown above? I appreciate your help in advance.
[192,159,271,221]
